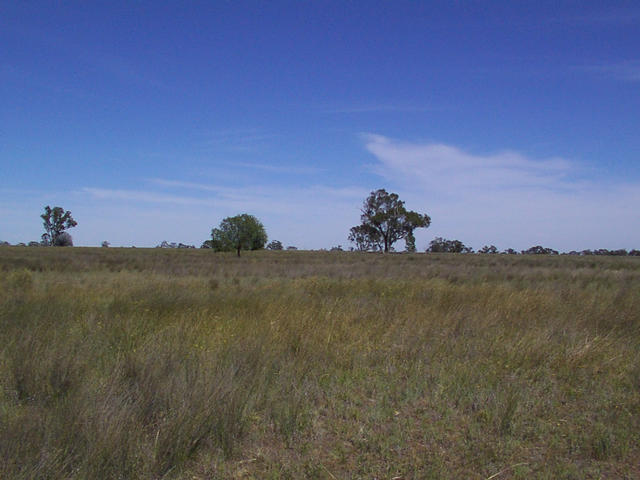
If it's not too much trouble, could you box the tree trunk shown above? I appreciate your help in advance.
[237,246,241,257]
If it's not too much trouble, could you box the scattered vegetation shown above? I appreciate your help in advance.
[1,247,638,478]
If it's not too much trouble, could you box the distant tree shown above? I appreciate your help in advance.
[53,232,73,247]
[479,245,498,254]
[522,245,558,255]
[502,248,518,255]
[101,241,110,248]
[286,246,298,250]
[210,214,267,257]
[330,245,344,251]
[427,237,471,253]
[348,224,380,252]
[349,189,430,253]
[28,241,41,247]
[629,249,640,256]
[427,237,446,253]
[267,240,284,250]
[0,240,10,247]
[405,231,417,253]
[201,240,213,249]
[41,206,77,246]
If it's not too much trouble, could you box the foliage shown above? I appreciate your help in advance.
[479,245,498,254]
[348,224,380,252]
[41,206,77,247]
[582,248,629,256]
[210,214,267,257]
[53,232,73,247]
[522,245,559,255]
[427,237,473,253]
[349,189,430,253]
[101,241,110,248]
[405,231,417,253]
[267,240,284,250]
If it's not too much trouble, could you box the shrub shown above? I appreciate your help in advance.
[53,232,73,247]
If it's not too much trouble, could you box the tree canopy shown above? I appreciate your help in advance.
[41,206,77,247]
[210,214,267,256]
[427,237,472,253]
[266,240,283,250]
[349,189,430,253]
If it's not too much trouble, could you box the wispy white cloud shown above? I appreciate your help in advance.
[76,182,367,248]
[364,134,575,193]
[362,134,640,251]
[81,187,212,206]
[229,161,323,175]
[199,128,280,152]
[146,179,233,193]
[322,104,438,114]
[550,8,640,26]
[582,60,640,82]
[4,22,171,92]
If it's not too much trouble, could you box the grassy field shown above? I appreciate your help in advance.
[1,247,639,479]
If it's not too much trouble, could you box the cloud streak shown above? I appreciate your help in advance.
[583,60,640,82]
[76,182,367,248]
[322,104,438,114]
[364,134,577,193]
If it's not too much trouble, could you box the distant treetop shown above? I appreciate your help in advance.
[349,189,430,253]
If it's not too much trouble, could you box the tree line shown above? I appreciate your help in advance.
[2,196,639,257]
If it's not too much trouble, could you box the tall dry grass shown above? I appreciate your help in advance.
[0,247,639,478]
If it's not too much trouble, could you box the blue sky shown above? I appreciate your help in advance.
[1,1,639,250]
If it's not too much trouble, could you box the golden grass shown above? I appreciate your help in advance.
[1,247,639,478]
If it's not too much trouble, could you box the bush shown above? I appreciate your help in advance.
[53,232,73,247]
[521,245,558,255]
[427,237,472,253]
[267,240,284,250]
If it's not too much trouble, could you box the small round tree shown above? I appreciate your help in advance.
[210,214,267,257]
